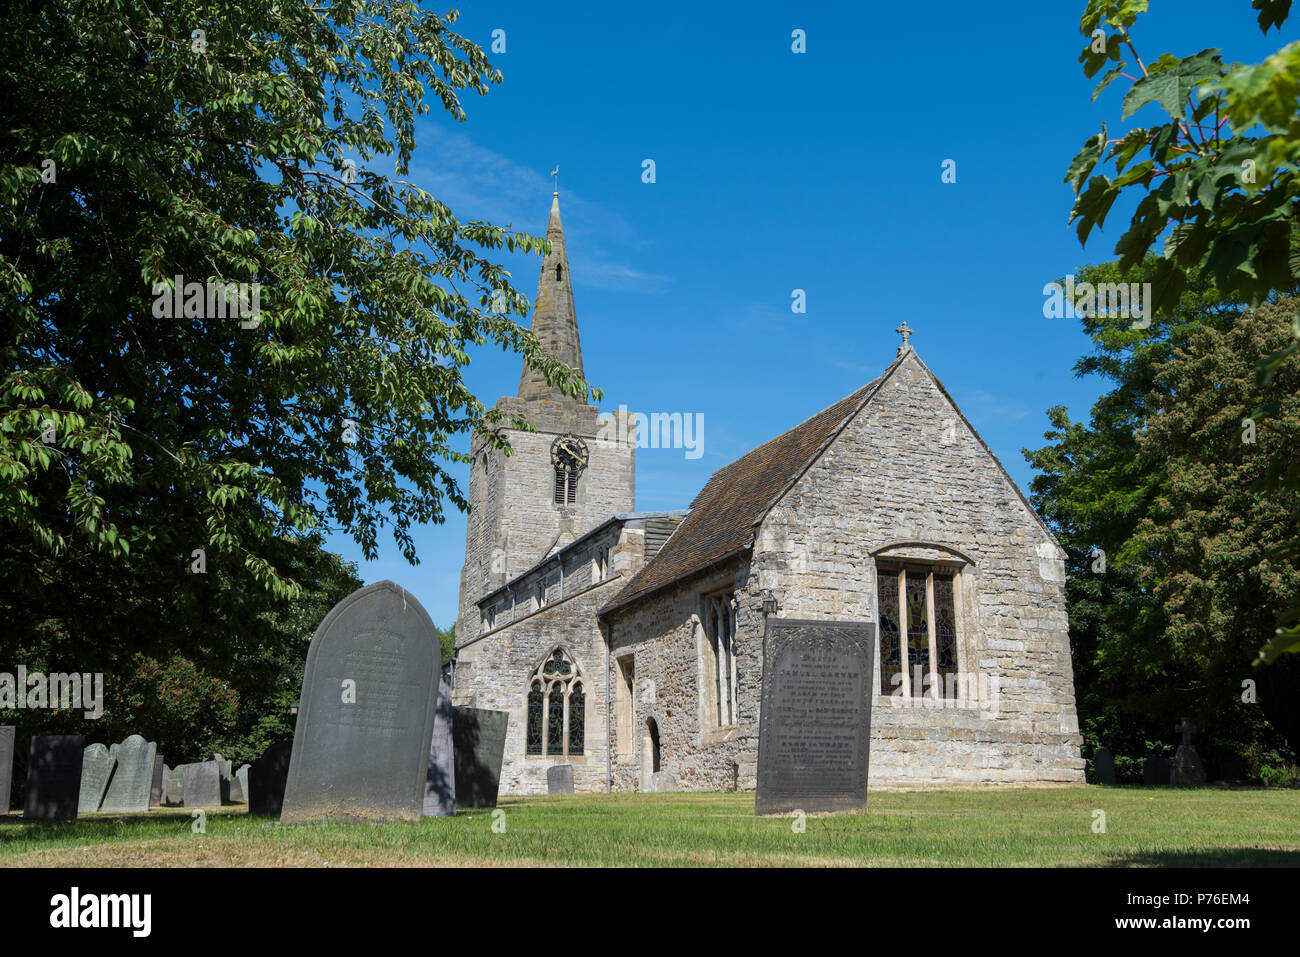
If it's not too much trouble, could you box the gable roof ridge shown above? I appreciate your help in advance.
[744,349,908,533]
[905,350,1065,557]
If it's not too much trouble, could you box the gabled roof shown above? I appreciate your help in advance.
[599,347,1064,618]
[599,356,901,616]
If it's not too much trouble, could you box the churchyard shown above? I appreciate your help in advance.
[1,788,1296,868]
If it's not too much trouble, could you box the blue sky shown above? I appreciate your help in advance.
[325,1,1290,626]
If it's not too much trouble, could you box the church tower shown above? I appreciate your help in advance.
[455,192,636,646]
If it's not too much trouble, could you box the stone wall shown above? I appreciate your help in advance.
[602,350,1083,790]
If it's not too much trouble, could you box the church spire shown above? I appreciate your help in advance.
[518,191,584,402]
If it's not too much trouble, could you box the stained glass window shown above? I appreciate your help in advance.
[547,682,565,755]
[878,570,901,693]
[905,569,929,673]
[934,572,958,698]
[878,563,962,698]
[527,647,585,757]
[526,682,544,755]
[568,682,585,755]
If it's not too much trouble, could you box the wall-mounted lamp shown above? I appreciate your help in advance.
[761,589,779,617]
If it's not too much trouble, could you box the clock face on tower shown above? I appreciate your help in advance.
[551,434,589,470]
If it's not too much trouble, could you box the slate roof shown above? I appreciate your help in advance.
[599,361,897,616]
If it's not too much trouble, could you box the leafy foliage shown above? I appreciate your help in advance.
[1025,263,1300,765]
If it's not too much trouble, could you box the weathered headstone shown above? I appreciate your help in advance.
[249,741,292,816]
[648,771,679,793]
[78,743,117,813]
[452,707,509,809]
[1093,747,1116,786]
[756,619,876,815]
[163,765,184,806]
[281,581,439,824]
[1143,754,1171,786]
[1171,717,1206,788]
[149,755,165,807]
[233,764,250,803]
[423,673,455,816]
[23,735,85,821]
[100,734,157,813]
[0,726,15,814]
[546,764,574,794]
[182,761,223,807]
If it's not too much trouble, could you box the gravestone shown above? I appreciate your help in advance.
[149,755,165,807]
[249,741,292,816]
[1171,717,1206,788]
[452,707,509,809]
[546,764,574,794]
[1093,747,1116,786]
[1143,754,1171,786]
[100,735,157,813]
[163,765,184,806]
[281,581,439,824]
[423,673,456,817]
[182,761,223,808]
[23,735,85,821]
[756,619,876,815]
[234,764,250,803]
[0,726,15,814]
[648,771,679,793]
[78,743,117,813]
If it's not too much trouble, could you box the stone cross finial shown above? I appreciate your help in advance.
[1175,717,1195,747]
[896,321,914,350]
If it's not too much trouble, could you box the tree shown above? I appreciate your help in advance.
[1066,0,1300,659]
[0,0,591,642]
[1025,260,1299,771]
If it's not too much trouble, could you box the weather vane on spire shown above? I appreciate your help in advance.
[551,165,559,194]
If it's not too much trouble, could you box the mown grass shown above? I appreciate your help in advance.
[1,786,1297,867]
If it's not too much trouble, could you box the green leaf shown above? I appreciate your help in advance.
[1065,124,1108,194]
[1122,49,1224,119]
[1253,0,1293,34]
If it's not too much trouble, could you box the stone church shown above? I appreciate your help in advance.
[452,192,1085,794]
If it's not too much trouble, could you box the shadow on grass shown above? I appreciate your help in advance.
[1105,848,1300,867]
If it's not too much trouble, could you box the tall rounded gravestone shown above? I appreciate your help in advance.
[280,581,438,824]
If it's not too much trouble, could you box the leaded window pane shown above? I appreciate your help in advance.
[526,682,544,755]
[546,682,565,755]
[568,682,585,755]
[935,572,957,668]
[878,570,901,691]
[905,570,929,672]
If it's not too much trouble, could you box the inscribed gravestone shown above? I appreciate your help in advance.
[101,735,157,813]
[150,755,165,807]
[24,735,85,821]
[756,619,876,815]
[163,765,184,806]
[1093,747,1116,786]
[249,741,292,816]
[1143,754,1171,786]
[452,707,509,809]
[423,673,455,817]
[234,764,250,803]
[78,743,116,813]
[183,761,223,807]
[546,764,574,794]
[281,581,439,824]
[0,726,15,814]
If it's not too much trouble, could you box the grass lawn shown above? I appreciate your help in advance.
[1,786,1297,867]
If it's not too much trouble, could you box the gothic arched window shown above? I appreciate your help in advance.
[876,563,961,700]
[524,648,585,757]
